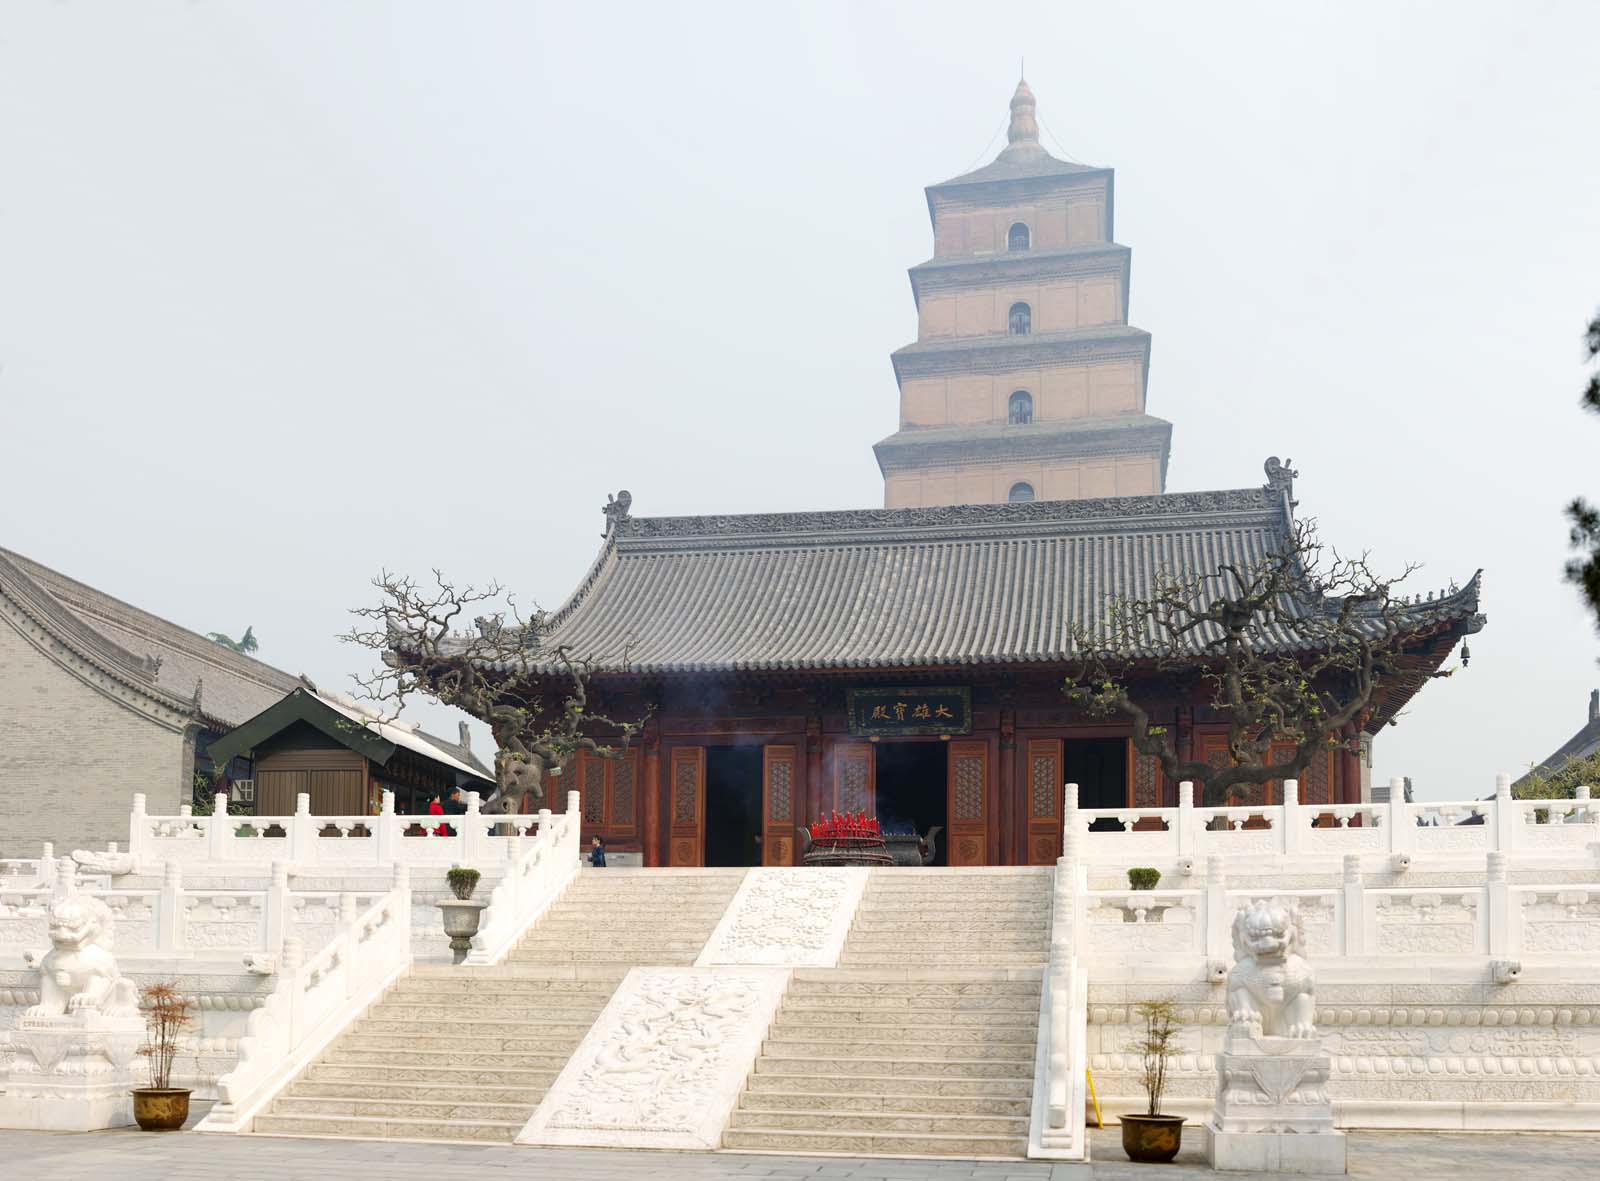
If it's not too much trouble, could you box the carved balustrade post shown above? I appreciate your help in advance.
[158,861,186,954]
[289,793,314,867]
[1486,850,1516,956]
[463,791,486,864]
[128,793,148,870]
[1493,772,1515,852]
[1177,780,1197,857]
[1061,781,1081,861]
[1281,778,1301,855]
[1387,778,1412,857]
[375,790,396,865]
[339,892,359,998]
[208,792,232,862]
[1341,854,1365,955]
[38,841,56,890]
[1204,855,1230,961]
[264,860,290,957]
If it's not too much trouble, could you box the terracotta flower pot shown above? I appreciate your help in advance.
[131,1087,191,1131]
[1120,1112,1184,1162]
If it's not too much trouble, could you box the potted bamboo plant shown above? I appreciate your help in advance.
[132,982,195,1130]
[436,866,487,964]
[1120,997,1187,1162]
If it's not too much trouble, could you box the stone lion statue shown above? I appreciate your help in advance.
[1225,899,1316,1038]
[24,894,139,1019]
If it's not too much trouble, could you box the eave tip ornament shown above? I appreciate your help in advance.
[602,490,633,538]
[1264,456,1298,505]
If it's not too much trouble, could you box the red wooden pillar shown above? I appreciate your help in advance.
[998,710,1016,865]
[804,716,823,826]
[642,735,661,867]
[1339,725,1362,805]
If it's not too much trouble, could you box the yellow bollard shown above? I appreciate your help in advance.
[1086,1067,1103,1128]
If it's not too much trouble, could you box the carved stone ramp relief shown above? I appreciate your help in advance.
[516,966,789,1150]
[695,867,867,968]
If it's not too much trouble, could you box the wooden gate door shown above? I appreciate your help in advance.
[762,744,798,866]
[668,747,705,866]
[1024,739,1062,865]
[832,742,875,815]
[947,739,989,866]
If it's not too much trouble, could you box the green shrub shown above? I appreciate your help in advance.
[1127,867,1161,890]
[446,866,481,900]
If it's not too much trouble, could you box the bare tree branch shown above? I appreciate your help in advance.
[342,571,651,814]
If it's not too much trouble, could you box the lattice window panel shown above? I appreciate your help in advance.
[1030,755,1057,818]
[767,759,793,823]
[953,756,985,820]
[581,756,605,823]
[837,757,870,814]
[673,758,698,822]
[611,757,635,826]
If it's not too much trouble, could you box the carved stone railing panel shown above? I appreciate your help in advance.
[517,966,789,1150]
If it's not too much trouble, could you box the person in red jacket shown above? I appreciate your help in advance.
[427,795,448,837]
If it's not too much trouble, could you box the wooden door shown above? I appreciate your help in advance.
[832,742,875,815]
[1024,739,1062,865]
[762,744,798,866]
[668,747,705,866]
[309,769,365,815]
[256,770,305,816]
[947,739,989,867]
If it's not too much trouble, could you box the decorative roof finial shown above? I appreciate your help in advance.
[602,490,633,538]
[1005,77,1039,151]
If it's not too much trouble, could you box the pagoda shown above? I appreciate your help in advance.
[874,80,1172,507]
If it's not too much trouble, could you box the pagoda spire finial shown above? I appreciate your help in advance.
[998,77,1043,161]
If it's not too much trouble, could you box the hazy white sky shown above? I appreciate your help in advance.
[3,2,1598,799]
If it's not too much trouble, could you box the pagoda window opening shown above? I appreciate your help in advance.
[1008,390,1033,425]
[1008,302,1031,335]
[1008,222,1030,251]
[1008,481,1036,503]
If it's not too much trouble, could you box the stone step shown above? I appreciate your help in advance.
[726,1108,1029,1136]
[846,934,1049,948]
[775,1007,1038,1027]
[762,1038,1033,1062]
[302,1063,558,1088]
[787,972,1036,992]
[838,953,1049,960]
[502,949,703,964]
[393,977,615,995]
[333,1033,579,1055]
[357,1017,597,1038]
[768,1020,1033,1044]
[722,1128,1026,1158]
[744,1072,1026,1098]
[755,1054,1033,1080]
[320,1046,571,1069]
[272,1096,533,1122]
[368,1000,609,1021]
[514,934,712,947]
[530,914,731,928]
[252,1113,519,1143]
[739,1089,1032,1116]
[283,1081,541,1104]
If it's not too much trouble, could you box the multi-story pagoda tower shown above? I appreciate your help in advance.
[874,80,1172,507]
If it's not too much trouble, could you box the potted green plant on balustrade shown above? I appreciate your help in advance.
[1128,867,1162,890]
[1120,997,1187,1162]
[132,982,195,1130]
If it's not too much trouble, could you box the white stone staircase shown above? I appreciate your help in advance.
[503,867,745,974]
[724,971,1041,1157]
[251,967,615,1142]
[247,868,746,1142]
[837,866,1053,969]
[723,868,1050,1158]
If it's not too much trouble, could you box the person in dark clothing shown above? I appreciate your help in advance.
[444,788,467,814]
[588,836,606,867]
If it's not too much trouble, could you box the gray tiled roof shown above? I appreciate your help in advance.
[0,546,300,729]
[493,486,1482,677]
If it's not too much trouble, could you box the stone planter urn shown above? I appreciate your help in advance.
[435,898,488,964]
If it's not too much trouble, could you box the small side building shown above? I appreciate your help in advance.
[0,546,301,857]
[204,687,494,816]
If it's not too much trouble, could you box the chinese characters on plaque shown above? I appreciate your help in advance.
[846,687,971,737]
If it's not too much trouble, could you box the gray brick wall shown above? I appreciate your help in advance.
[0,621,183,858]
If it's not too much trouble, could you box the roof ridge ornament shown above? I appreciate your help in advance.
[602,490,633,539]
[1264,456,1298,507]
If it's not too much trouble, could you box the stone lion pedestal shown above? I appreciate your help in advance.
[1205,1031,1346,1174]
[0,1011,145,1131]
[0,884,146,1132]
[1205,898,1347,1174]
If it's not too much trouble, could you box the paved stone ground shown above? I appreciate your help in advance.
[0,1123,1595,1180]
